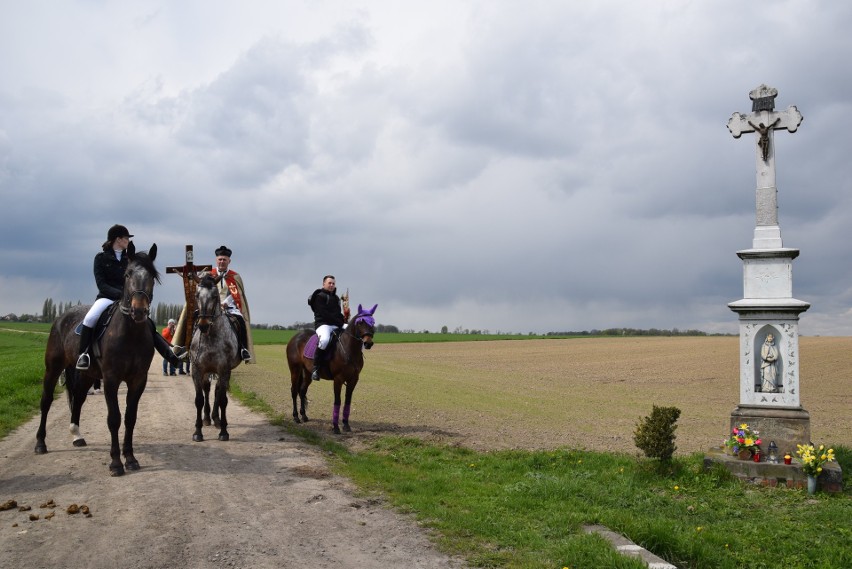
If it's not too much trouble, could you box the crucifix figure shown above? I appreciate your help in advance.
[748,117,780,162]
[166,245,212,349]
[727,85,803,249]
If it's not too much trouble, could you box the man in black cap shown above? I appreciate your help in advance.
[173,245,253,363]
[212,245,253,363]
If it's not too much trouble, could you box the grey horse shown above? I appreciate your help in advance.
[189,273,243,442]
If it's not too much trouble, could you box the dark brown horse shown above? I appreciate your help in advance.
[35,242,160,476]
[189,273,242,442]
[286,304,377,434]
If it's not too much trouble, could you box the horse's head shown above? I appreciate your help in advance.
[351,303,378,349]
[194,273,222,334]
[123,242,161,323]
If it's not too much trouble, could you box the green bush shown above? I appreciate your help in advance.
[633,405,681,462]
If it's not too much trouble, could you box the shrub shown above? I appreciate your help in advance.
[633,405,681,462]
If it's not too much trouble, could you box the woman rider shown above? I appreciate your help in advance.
[76,224,185,370]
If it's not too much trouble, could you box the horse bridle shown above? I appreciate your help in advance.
[120,289,153,316]
[346,317,375,348]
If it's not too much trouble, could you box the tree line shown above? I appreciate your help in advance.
[7,299,187,326]
[2,299,718,337]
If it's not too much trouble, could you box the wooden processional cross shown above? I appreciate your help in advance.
[727,84,803,249]
[166,245,212,344]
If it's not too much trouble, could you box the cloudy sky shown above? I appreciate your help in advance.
[2,1,851,335]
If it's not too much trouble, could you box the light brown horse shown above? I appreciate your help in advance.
[286,304,377,434]
[35,242,160,476]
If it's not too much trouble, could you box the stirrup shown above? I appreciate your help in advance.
[240,348,251,362]
[311,368,320,381]
[76,353,90,370]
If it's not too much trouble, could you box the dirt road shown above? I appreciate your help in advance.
[0,365,464,569]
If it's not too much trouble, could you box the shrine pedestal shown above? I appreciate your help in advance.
[729,405,810,460]
[703,447,843,494]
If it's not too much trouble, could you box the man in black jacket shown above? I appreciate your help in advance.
[307,275,349,381]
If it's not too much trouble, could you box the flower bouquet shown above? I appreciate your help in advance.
[796,444,836,477]
[725,423,762,458]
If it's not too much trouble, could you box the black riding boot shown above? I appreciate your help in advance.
[311,347,326,381]
[237,318,251,363]
[150,319,185,368]
[76,325,94,370]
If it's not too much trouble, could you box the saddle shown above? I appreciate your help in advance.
[74,302,120,360]
[302,330,339,360]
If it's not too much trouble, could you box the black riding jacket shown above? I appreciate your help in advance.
[93,249,128,301]
[309,288,345,328]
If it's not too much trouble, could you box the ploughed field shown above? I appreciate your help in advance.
[241,336,851,455]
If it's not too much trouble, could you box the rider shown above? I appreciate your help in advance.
[211,245,252,363]
[76,224,186,371]
[308,275,350,381]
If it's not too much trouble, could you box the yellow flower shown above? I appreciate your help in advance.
[674,485,679,491]
[696,526,703,532]
[744,437,754,446]
[739,423,748,429]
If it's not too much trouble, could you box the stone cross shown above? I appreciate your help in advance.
[166,245,212,345]
[727,84,803,249]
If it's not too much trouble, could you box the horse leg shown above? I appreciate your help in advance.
[121,380,146,471]
[299,372,310,423]
[193,377,205,442]
[69,369,91,447]
[35,367,63,454]
[214,372,229,441]
[341,382,356,433]
[290,368,302,423]
[331,382,343,434]
[103,382,125,476]
[203,378,213,427]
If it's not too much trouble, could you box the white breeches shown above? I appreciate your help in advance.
[83,298,114,327]
[316,325,338,350]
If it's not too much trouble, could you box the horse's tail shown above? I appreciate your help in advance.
[63,367,77,413]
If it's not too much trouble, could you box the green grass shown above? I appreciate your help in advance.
[0,326,51,438]
[330,438,851,569]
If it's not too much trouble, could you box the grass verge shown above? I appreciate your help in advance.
[0,328,50,439]
[333,436,851,568]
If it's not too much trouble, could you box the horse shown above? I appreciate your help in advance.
[188,273,243,442]
[286,304,377,434]
[35,242,160,476]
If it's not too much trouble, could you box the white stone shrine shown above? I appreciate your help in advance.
[703,86,840,492]
[725,85,810,454]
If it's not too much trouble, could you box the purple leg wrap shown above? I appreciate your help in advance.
[332,404,340,425]
[343,404,351,422]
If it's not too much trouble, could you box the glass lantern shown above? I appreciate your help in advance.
[767,441,779,463]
